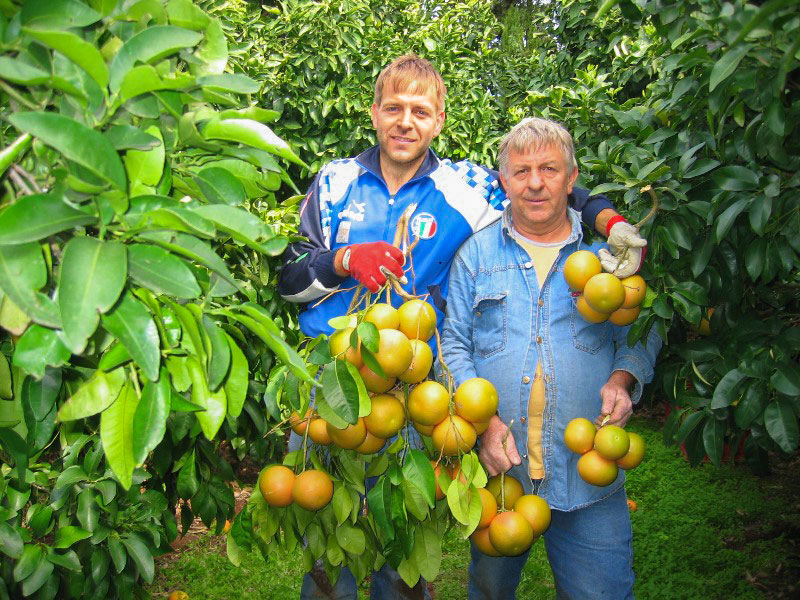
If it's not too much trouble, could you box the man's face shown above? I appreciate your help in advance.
[371,84,444,172]
[500,144,578,240]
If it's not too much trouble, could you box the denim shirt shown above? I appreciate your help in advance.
[441,207,661,511]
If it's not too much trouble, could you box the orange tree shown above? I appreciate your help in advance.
[0,1,311,597]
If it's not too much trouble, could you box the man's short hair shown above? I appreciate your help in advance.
[374,54,447,111]
[498,117,577,176]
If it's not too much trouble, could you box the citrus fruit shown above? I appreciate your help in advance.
[289,409,314,435]
[608,305,641,326]
[431,461,447,500]
[168,592,189,600]
[471,525,502,556]
[477,487,498,529]
[594,425,630,460]
[355,431,386,454]
[407,381,450,426]
[563,417,596,454]
[620,274,646,309]
[564,250,602,291]
[364,303,400,330]
[617,431,645,470]
[359,363,396,393]
[431,415,477,456]
[414,421,435,436]
[486,474,524,510]
[472,420,490,435]
[258,465,295,507]
[398,339,433,384]
[627,498,638,511]
[488,511,534,556]
[454,377,499,424]
[514,494,551,537]
[576,294,609,324]
[584,273,626,314]
[326,417,367,449]
[364,393,406,438]
[308,417,332,445]
[397,298,437,341]
[292,469,334,511]
[374,328,413,377]
[577,449,619,487]
[329,327,363,368]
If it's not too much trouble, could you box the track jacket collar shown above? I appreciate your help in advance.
[355,145,441,186]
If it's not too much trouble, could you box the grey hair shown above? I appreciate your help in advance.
[497,117,577,176]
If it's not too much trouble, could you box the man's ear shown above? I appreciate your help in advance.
[371,102,379,129]
[567,167,579,194]
[499,170,508,193]
[433,110,446,137]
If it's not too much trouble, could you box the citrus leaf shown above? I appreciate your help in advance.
[319,360,359,427]
[127,244,201,299]
[193,167,247,206]
[710,369,747,409]
[202,315,230,392]
[412,524,441,582]
[131,370,170,465]
[52,526,91,549]
[202,119,306,167]
[0,243,61,328]
[101,292,160,382]
[702,417,725,467]
[709,44,751,92]
[100,382,139,489]
[223,333,247,418]
[23,28,109,88]
[58,368,125,422]
[0,193,95,245]
[20,0,101,28]
[186,355,226,440]
[120,533,154,584]
[402,449,435,508]
[764,398,799,454]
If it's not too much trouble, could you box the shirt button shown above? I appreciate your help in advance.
[522,454,528,459]
[536,336,542,344]
[544,374,550,383]
[520,416,527,423]
[538,299,544,307]
[522,376,531,384]
[524,261,533,268]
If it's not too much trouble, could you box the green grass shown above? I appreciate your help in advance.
[147,414,799,599]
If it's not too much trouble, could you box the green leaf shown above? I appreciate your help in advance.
[202,119,306,167]
[46,548,81,572]
[132,371,170,465]
[674,411,705,446]
[402,450,435,508]
[219,106,280,124]
[223,333,247,418]
[176,449,199,499]
[713,167,759,191]
[771,364,800,396]
[734,382,767,429]
[58,237,126,353]
[335,524,365,555]
[709,44,751,92]
[0,522,24,559]
[714,198,750,242]
[13,544,42,582]
[412,524,441,582]
[121,533,155,584]
[0,243,61,328]
[167,0,210,30]
[58,368,125,421]
[186,355,226,440]
[683,159,719,179]
[366,477,394,540]
[54,465,88,490]
[702,417,725,467]
[108,535,127,573]
[318,360,359,427]
[202,315,230,391]
[198,74,260,94]
[8,112,126,191]
[105,126,160,151]
[23,368,60,421]
[127,244,201,298]
[124,125,164,191]
[23,28,109,88]
[446,480,481,527]
[194,17,227,76]
[20,554,53,596]
[732,0,796,44]
[109,26,203,92]
[710,369,747,409]
[0,426,28,479]
[53,526,91,549]
[748,197,772,236]
[744,238,766,281]
[194,167,247,206]
[101,292,160,382]
[100,382,139,489]
[20,0,101,28]
[76,488,98,532]
[189,205,267,248]
[672,281,709,306]
[0,193,95,245]
[764,398,799,453]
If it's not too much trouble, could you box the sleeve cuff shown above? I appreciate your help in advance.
[315,250,349,287]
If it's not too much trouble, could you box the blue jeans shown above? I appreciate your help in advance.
[468,487,634,599]
[300,561,432,599]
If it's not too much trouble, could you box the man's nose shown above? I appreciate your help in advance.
[526,170,543,190]
[398,108,412,129]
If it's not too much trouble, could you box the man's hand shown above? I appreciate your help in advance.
[596,370,635,427]
[338,241,406,292]
[478,415,522,476]
[598,221,647,278]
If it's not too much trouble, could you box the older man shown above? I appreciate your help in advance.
[441,117,661,599]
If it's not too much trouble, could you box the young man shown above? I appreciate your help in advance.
[277,56,645,599]
[440,118,661,599]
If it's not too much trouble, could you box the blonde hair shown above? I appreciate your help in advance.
[374,54,446,111]
[498,117,577,176]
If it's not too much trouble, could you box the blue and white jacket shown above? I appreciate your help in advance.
[277,146,613,339]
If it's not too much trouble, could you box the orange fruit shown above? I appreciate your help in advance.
[397,299,437,341]
[359,363,396,393]
[627,498,638,511]
[608,305,641,326]
[258,465,295,507]
[564,250,602,291]
[514,494,551,537]
[576,294,609,324]
[620,274,646,309]
[472,420,490,435]
[407,381,450,426]
[329,327,363,368]
[594,425,630,460]
[292,469,334,511]
[695,307,715,336]
[326,417,367,449]
[414,421,435,436]
[577,450,619,487]
[168,592,189,600]
[454,377,499,424]
[354,431,386,454]
[488,511,534,556]
[397,339,433,384]
[289,409,314,435]
[364,393,405,438]
[486,474,524,510]
[617,431,645,470]
[584,273,625,314]
[471,525,502,556]
[364,303,399,330]
[431,415,477,456]
[431,461,447,500]
[563,418,596,454]
[477,487,498,529]
[374,328,413,377]
[308,418,332,445]
[222,519,231,534]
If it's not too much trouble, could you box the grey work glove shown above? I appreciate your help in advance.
[598,221,647,278]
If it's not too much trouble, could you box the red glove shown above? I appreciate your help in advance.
[344,242,405,292]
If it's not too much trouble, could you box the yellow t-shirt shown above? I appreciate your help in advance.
[513,232,566,479]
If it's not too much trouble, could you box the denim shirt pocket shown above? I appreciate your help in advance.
[569,295,610,353]
[472,291,508,357]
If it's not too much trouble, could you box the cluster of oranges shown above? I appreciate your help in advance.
[470,474,551,557]
[258,465,334,511]
[564,250,646,326]
[564,418,645,487]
